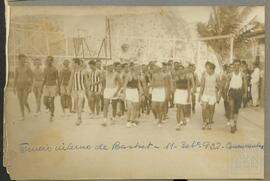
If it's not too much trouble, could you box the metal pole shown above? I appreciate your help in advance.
[108,17,112,59]
[230,34,234,63]
[197,41,201,65]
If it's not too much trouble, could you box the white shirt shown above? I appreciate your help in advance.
[251,67,260,84]
[229,72,242,89]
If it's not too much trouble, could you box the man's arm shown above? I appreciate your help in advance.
[59,69,63,86]
[112,74,122,97]
[187,75,191,102]
[243,73,248,98]
[42,69,47,90]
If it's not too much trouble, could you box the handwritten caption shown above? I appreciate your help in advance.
[18,141,264,154]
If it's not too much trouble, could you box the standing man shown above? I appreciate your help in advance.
[225,59,247,133]
[68,58,88,126]
[151,62,166,128]
[87,60,103,118]
[221,64,230,120]
[42,56,59,121]
[14,54,33,120]
[189,63,198,114]
[251,61,260,107]
[174,64,191,131]
[59,59,72,116]
[199,62,220,130]
[162,62,173,121]
[101,62,122,126]
[32,58,44,116]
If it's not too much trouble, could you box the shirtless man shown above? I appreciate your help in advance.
[139,64,151,115]
[59,59,72,116]
[14,54,33,120]
[42,56,59,121]
[150,62,166,127]
[101,61,122,126]
[32,58,44,116]
[162,62,173,121]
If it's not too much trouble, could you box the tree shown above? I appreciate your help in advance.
[197,6,264,64]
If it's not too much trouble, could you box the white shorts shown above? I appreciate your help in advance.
[104,87,117,100]
[201,94,216,105]
[152,88,166,102]
[125,88,139,103]
[174,89,189,105]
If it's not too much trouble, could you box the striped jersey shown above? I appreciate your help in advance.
[88,69,101,92]
[73,70,85,91]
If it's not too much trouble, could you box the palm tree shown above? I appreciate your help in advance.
[197,6,264,64]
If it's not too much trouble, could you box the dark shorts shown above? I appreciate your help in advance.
[228,88,242,114]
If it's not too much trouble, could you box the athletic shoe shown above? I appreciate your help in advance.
[110,117,116,125]
[89,114,95,119]
[185,118,190,123]
[230,125,236,133]
[132,122,137,127]
[34,112,38,117]
[126,121,131,128]
[101,119,107,127]
[158,123,162,128]
[202,123,207,130]
[75,118,82,126]
[182,121,187,126]
[162,120,168,124]
[176,124,181,131]
[49,116,54,122]
[207,124,212,130]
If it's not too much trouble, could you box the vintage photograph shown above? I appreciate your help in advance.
[4,6,265,179]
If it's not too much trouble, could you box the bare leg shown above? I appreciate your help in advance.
[111,99,118,118]
[102,99,110,126]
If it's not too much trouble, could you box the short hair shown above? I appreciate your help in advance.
[73,58,81,65]
[18,54,26,60]
[88,60,96,65]
[205,61,211,67]
[63,59,69,64]
[241,60,247,65]
[47,56,54,62]
[233,59,241,64]
[114,62,120,66]
[206,61,215,70]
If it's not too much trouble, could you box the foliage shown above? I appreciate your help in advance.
[197,6,264,63]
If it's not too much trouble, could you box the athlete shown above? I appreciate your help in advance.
[13,54,33,120]
[68,58,88,126]
[225,59,247,133]
[59,59,72,116]
[42,56,59,121]
[32,58,44,116]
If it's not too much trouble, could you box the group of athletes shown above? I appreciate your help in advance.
[13,53,250,133]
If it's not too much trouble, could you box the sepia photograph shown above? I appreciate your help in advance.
[4,5,265,180]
